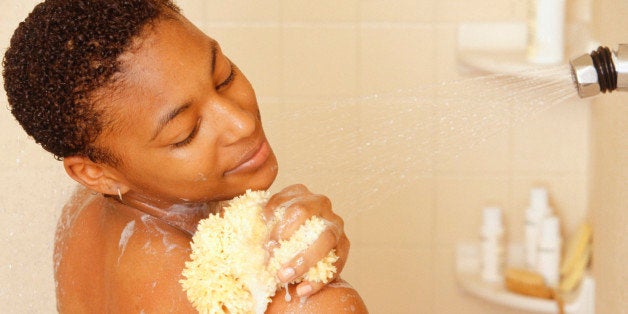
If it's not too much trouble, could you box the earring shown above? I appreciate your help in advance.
[117,187,123,202]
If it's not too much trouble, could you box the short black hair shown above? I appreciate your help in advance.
[3,0,180,164]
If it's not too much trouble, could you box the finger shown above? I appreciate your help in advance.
[262,184,309,221]
[266,184,310,210]
[295,280,325,298]
[294,234,350,298]
[334,233,350,275]
[294,234,350,291]
[269,199,316,241]
[274,194,337,239]
[278,228,338,283]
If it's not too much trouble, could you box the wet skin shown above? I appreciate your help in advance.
[55,13,366,313]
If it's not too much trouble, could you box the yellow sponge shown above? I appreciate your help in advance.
[180,190,338,314]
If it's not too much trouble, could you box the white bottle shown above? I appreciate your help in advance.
[481,207,504,282]
[537,216,562,287]
[527,0,566,64]
[524,188,552,269]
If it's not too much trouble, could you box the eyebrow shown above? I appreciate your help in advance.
[150,41,219,142]
[150,103,192,141]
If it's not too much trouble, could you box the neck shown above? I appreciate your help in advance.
[112,191,225,236]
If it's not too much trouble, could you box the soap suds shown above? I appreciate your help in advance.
[295,256,304,267]
[284,283,291,302]
[117,220,135,264]
[54,192,98,272]
[140,214,180,254]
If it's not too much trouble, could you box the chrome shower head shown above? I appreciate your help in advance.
[570,44,628,98]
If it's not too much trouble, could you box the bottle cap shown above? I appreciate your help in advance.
[530,188,548,209]
[529,188,552,216]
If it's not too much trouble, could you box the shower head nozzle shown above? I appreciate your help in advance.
[570,44,628,98]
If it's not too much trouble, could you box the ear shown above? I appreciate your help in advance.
[63,156,129,196]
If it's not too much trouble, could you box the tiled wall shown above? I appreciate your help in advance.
[0,1,595,313]
[165,1,591,313]
[590,0,628,313]
[0,1,77,312]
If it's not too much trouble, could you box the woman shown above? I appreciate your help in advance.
[3,0,366,312]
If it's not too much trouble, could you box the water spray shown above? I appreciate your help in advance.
[570,44,628,98]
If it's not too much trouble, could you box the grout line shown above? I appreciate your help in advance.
[204,21,438,29]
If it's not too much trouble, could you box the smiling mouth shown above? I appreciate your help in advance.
[224,140,271,176]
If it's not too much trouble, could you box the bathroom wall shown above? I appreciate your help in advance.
[0,1,78,312]
[590,0,628,313]
[0,1,594,313]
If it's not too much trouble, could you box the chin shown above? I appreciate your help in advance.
[248,153,278,186]
[248,166,278,191]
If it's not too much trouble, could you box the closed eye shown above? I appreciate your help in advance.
[171,117,201,148]
[216,63,236,91]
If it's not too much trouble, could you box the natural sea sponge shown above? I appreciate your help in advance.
[180,190,338,314]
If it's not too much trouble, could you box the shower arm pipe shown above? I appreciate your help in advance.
[570,44,628,98]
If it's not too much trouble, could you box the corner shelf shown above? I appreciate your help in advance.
[455,242,595,314]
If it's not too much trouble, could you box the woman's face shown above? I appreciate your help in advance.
[95,15,278,203]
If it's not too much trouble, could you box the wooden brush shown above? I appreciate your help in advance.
[504,268,565,314]
[504,268,553,299]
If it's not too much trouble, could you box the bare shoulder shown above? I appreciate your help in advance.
[268,278,368,313]
[106,212,197,313]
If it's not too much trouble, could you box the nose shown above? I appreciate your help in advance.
[210,98,257,145]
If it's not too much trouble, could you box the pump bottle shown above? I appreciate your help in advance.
[524,188,552,269]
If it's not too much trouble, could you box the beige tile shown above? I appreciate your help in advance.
[348,246,435,313]
[267,98,365,207]
[432,79,512,174]
[433,123,511,175]
[177,0,206,26]
[282,0,359,22]
[202,1,280,23]
[434,25,464,82]
[356,90,437,177]
[0,1,41,45]
[435,0,522,23]
[352,178,435,248]
[589,5,628,312]
[258,100,285,144]
[359,0,434,22]
[512,0,529,21]
[206,27,283,98]
[359,26,436,94]
[282,27,358,97]
[512,98,589,174]
[435,177,510,247]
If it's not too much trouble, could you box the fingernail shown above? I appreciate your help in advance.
[297,284,312,297]
[279,267,295,281]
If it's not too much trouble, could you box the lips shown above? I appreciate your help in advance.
[224,140,271,176]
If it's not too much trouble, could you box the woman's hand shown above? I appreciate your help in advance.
[264,184,350,298]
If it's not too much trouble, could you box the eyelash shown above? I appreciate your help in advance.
[171,117,201,148]
[215,63,236,91]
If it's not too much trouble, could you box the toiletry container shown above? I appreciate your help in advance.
[524,188,552,269]
[527,0,566,64]
[481,207,504,282]
[537,216,562,287]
